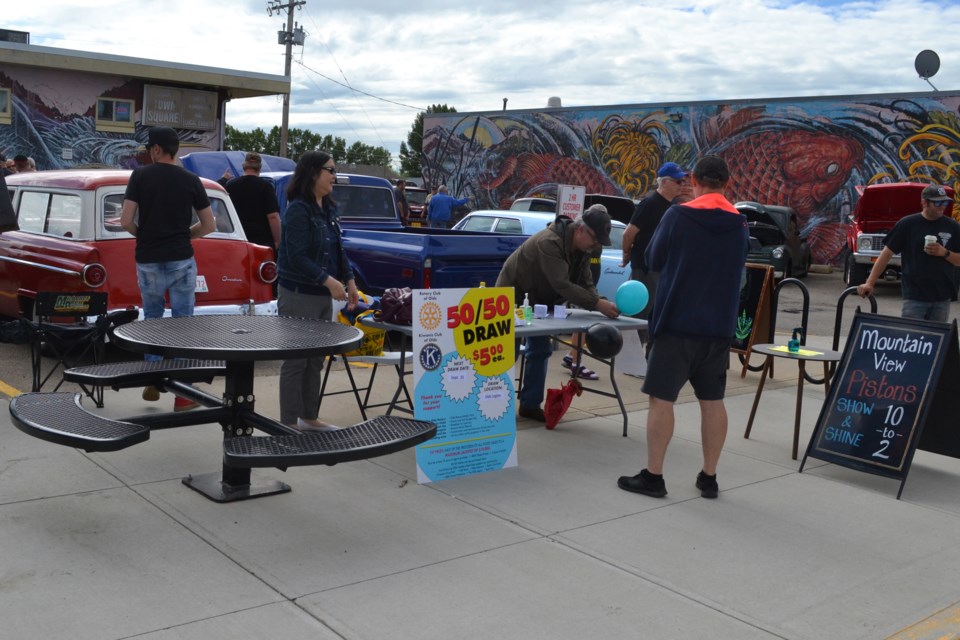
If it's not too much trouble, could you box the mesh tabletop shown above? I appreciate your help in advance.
[112,315,363,360]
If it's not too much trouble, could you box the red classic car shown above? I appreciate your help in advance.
[843,182,955,286]
[1,170,277,319]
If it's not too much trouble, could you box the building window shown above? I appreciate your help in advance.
[95,97,135,133]
[0,88,11,125]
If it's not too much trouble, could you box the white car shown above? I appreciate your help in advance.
[452,210,629,301]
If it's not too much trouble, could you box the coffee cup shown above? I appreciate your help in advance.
[925,235,937,246]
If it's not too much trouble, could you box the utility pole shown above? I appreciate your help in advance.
[267,0,306,158]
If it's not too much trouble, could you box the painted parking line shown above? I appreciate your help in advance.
[885,602,960,640]
[0,380,24,398]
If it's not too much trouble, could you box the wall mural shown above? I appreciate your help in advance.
[0,71,218,172]
[422,94,960,265]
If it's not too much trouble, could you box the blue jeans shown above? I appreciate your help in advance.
[136,258,197,362]
[902,299,950,322]
[519,335,552,409]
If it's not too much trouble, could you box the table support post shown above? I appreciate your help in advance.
[793,361,806,460]
[182,360,291,502]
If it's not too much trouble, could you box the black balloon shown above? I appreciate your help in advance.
[585,322,623,359]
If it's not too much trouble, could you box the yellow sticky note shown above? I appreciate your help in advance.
[769,345,823,357]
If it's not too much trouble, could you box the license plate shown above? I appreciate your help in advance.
[195,275,209,293]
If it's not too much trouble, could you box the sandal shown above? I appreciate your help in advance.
[562,355,599,380]
[572,365,599,380]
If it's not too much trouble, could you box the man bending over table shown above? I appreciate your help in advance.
[496,204,620,423]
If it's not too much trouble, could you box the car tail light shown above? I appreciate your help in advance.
[422,258,431,288]
[259,261,278,283]
[82,263,107,287]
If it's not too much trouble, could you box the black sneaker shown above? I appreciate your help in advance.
[518,405,546,422]
[696,471,719,499]
[617,469,667,497]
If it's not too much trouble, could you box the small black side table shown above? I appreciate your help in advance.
[744,343,842,460]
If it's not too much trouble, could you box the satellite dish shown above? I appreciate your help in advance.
[915,50,940,79]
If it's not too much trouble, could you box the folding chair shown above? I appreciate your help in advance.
[319,350,414,421]
[28,292,137,407]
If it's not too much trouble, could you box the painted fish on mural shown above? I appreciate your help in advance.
[699,108,864,263]
[719,129,863,219]
[478,152,619,208]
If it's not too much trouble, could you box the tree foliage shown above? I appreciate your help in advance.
[399,104,457,178]
[224,124,392,166]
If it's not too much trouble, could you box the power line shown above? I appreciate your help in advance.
[298,12,388,150]
[294,59,427,112]
[294,60,368,146]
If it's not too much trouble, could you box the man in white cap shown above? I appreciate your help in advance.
[858,183,960,321]
[620,162,688,320]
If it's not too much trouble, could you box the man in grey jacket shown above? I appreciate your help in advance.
[496,205,620,422]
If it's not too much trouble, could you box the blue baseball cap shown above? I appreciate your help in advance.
[657,162,687,180]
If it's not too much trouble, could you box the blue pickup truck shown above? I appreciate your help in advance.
[182,152,527,294]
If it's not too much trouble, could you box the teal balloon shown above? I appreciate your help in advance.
[616,280,648,315]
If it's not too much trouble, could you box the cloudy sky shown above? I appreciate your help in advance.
[6,0,960,165]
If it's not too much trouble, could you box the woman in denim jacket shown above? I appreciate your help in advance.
[277,151,358,430]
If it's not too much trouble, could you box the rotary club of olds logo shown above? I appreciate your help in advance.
[419,301,442,330]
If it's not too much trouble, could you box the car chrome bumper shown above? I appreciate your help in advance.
[852,252,900,267]
[126,300,280,320]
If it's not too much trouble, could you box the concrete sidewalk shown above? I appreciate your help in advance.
[0,340,958,639]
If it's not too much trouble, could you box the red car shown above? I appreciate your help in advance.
[843,182,955,286]
[1,170,277,319]
[405,186,428,222]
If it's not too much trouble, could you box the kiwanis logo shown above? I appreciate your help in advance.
[419,343,442,371]
[419,301,441,330]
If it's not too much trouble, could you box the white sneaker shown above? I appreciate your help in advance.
[296,418,341,432]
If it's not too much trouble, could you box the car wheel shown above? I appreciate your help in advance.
[796,255,811,279]
[844,252,868,286]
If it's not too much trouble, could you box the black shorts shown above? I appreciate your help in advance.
[641,334,730,402]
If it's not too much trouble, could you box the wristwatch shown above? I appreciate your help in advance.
[946,250,952,260]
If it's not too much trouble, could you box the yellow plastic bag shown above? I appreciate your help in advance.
[338,308,385,357]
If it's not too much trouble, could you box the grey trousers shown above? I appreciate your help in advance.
[278,285,333,425]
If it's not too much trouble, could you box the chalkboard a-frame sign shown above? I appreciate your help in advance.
[800,310,960,498]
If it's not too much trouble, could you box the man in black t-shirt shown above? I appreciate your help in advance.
[620,162,687,320]
[225,152,281,252]
[858,184,960,321]
[121,127,216,407]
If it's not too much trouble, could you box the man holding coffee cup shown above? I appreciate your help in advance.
[857,183,960,321]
